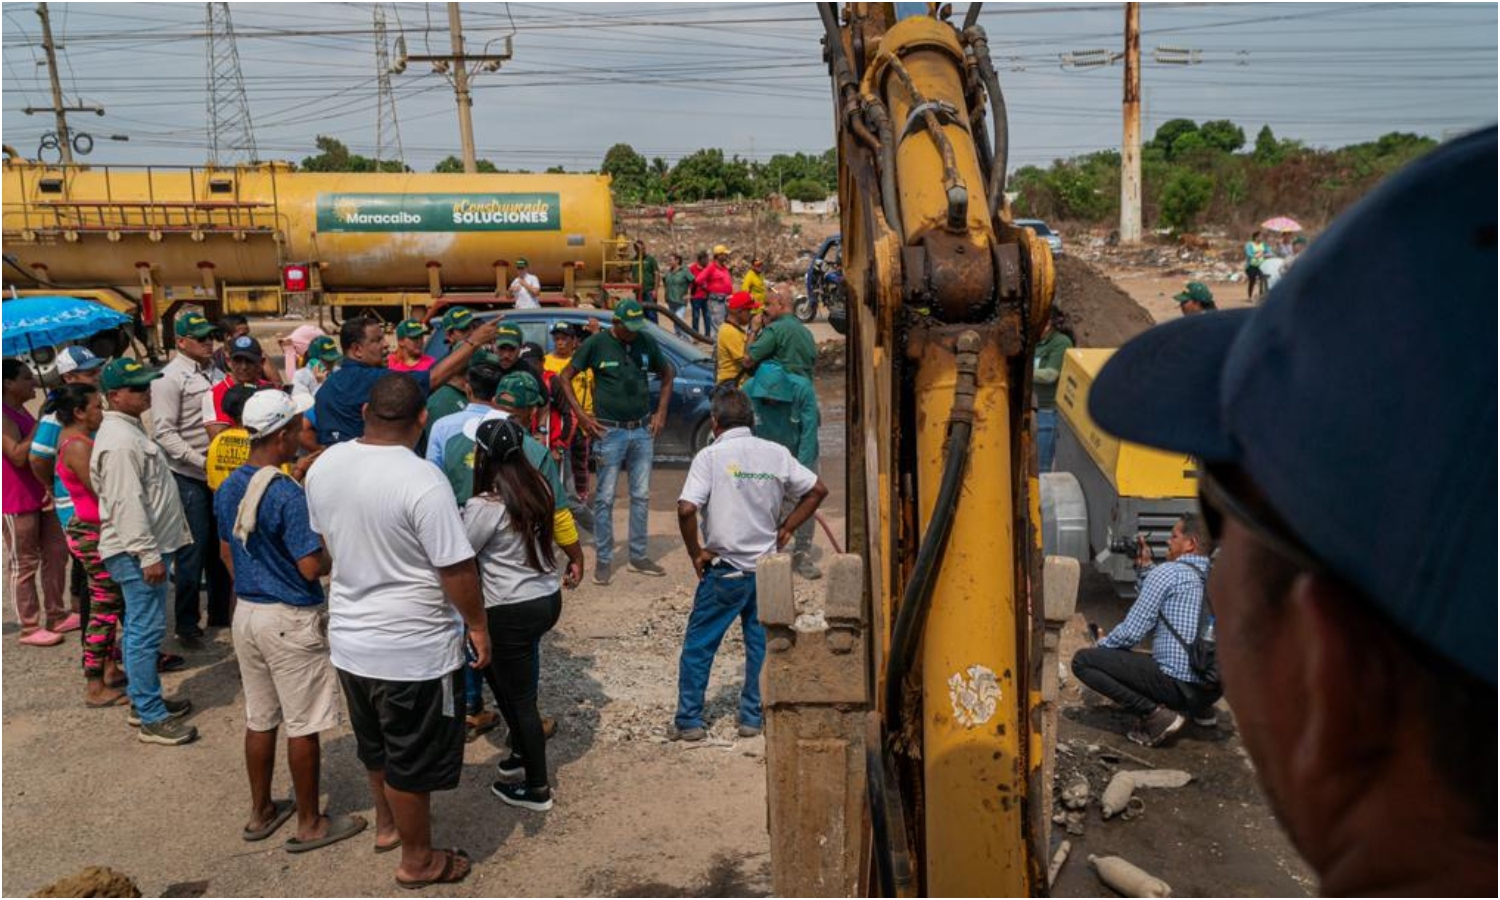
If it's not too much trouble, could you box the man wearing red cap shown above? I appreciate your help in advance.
[715,292,757,386]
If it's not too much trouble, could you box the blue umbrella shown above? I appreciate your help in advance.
[2,296,131,357]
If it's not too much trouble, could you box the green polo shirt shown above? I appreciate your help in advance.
[748,315,819,380]
[570,330,668,423]
[1033,330,1074,410]
[441,428,565,507]
[638,254,660,297]
[663,267,694,306]
[421,382,469,453]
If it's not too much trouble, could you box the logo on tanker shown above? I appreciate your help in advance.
[316,193,561,233]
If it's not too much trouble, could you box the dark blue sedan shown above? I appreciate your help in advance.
[422,308,717,459]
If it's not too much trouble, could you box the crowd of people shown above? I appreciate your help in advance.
[1,245,830,886]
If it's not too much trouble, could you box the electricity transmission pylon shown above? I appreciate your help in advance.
[206,2,257,165]
[374,6,404,170]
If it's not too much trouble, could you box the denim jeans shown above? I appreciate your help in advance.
[674,565,766,730]
[172,473,232,636]
[708,296,728,332]
[690,299,712,337]
[593,425,653,566]
[667,302,688,337]
[104,551,175,725]
[1037,408,1058,473]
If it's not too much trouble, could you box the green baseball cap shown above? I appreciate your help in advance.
[495,323,524,348]
[307,335,342,365]
[395,319,427,340]
[100,358,164,391]
[613,298,647,332]
[516,257,530,268]
[174,312,217,339]
[441,306,476,333]
[493,371,546,409]
[1174,281,1215,305]
[468,348,501,370]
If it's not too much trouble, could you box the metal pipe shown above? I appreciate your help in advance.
[963,2,984,30]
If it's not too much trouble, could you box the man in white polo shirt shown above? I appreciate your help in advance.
[670,385,828,742]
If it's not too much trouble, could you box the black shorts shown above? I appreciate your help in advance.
[337,668,465,794]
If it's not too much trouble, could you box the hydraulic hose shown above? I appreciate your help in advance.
[883,332,982,733]
[963,2,984,31]
[965,25,1010,217]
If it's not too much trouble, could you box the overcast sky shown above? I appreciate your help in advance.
[2,2,1495,173]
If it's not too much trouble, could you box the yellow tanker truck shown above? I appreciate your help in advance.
[2,151,631,352]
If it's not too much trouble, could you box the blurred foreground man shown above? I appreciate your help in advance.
[1088,128,1495,896]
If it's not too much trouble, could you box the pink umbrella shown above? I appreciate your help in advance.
[1261,216,1302,232]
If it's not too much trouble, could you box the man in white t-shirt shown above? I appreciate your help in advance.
[509,257,541,310]
[670,385,828,742]
[304,373,489,890]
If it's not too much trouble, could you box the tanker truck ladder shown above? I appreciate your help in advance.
[598,236,643,307]
[14,163,278,237]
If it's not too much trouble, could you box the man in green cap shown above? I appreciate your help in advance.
[744,362,823,580]
[292,335,342,402]
[509,259,541,310]
[493,322,545,393]
[1175,281,1217,316]
[388,319,435,373]
[152,310,231,648]
[557,299,675,585]
[440,306,478,344]
[93,359,198,745]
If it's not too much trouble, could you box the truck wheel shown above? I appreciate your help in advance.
[692,417,714,454]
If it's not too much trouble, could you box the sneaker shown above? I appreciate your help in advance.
[1127,706,1186,748]
[628,557,666,577]
[737,723,763,738]
[157,653,187,673]
[52,613,83,634]
[667,724,706,742]
[490,781,553,811]
[127,697,192,727]
[793,555,823,581]
[495,755,526,780]
[138,717,199,746]
[593,561,613,586]
[1192,712,1219,728]
[18,628,64,647]
[176,633,207,651]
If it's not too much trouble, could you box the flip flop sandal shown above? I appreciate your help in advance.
[242,799,296,842]
[396,849,472,890]
[374,837,402,854]
[284,813,368,854]
[85,693,130,709]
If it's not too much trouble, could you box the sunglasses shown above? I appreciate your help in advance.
[1197,464,1326,575]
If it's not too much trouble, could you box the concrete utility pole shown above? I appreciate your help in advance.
[28,3,103,164]
[401,2,512,174]
[1120,2,1142,244]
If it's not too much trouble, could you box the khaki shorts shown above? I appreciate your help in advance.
[232,601,342,738]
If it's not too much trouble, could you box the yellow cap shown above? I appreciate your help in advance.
[712,244,730,256]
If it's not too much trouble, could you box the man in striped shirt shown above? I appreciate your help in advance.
[1071,513,1220,747]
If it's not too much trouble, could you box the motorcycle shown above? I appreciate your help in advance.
[793,235,848,335]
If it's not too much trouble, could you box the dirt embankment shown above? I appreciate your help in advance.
[1052,255,1159,349]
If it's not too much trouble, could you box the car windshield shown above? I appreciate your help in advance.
[1018,219,1054,236]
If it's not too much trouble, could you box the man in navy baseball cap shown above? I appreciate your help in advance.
[1088,128,1495,895]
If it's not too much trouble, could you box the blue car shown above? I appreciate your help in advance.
[422,308,717,459]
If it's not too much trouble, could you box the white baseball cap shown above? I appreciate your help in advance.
[241,389,313,436]
[55,346,105,375]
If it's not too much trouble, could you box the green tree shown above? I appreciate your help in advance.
[1149,119,1199,158]
[432,155,499,173]
[1199,120,1246,154]
[1158,169,1214,231]
[665,148,758,201]
[783,178,830,202]
[1253,125,1283,165]
[601,143,653,203]
[300,135,407,173]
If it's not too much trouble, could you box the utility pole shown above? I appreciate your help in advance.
[1120,2,1142,244]
[399,1,512,174]
[205,2,258,165]
[373,6,404,170]
[29,3,103,164]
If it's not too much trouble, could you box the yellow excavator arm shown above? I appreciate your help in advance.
[759,4,1060,896]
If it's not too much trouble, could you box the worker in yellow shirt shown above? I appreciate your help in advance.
[741,257,767,310]
[715,292,758,385]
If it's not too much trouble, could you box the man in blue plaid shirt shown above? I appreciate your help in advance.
[1072,513,1221,747]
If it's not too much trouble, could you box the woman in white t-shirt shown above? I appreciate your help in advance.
[462,416,583,813]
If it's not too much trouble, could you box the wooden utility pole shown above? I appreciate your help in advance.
[28,3,103,164]
[400,1,511,175]
[1120,2,1142,244]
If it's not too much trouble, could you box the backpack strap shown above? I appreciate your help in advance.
[1155,560,1211,654]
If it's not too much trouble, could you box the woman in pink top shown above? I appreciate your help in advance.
[52,384,128,706]
[3,359,72,646]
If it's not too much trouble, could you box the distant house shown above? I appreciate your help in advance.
[790,197,840,216]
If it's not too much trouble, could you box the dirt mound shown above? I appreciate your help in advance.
[31,867,142,898]
[1053,255,1158,348]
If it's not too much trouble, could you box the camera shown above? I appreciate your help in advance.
[1108,533,1149,556]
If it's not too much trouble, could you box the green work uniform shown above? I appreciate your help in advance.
[639,254,660,298]
[441,428,566,508]
[663,267,694,307]
[748,315,819,381]
[570,330,668,423]
[421,382,469,451]
[1032,330,1074,410]
[745,362,820,467]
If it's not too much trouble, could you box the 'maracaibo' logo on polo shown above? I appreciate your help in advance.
[316,193,561,233]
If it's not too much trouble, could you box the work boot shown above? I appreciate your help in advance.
[1127,705,1185,748]
[737,722,763,738]
[629,557,666,577]
[667,724,706,742]
[127,697,192,727]
[138,717,199,746]
[793,554,823,581]
[593,561,613,586]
